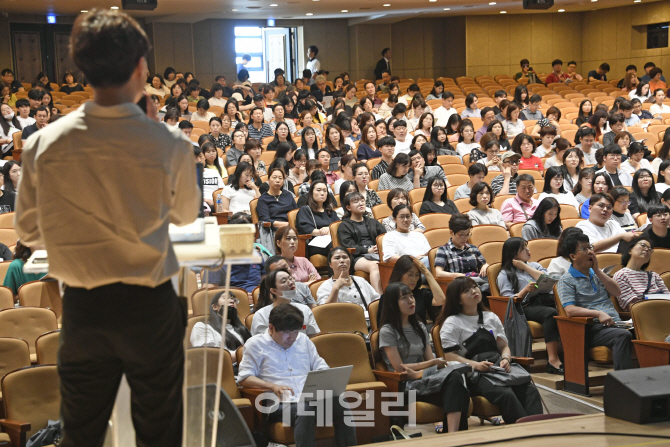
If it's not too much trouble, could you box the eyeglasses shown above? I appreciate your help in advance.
[636,243,653,253]
[639,175,652,180]
[595,203,613,211]
[576,244,595,253]
[616,200,631,206]
[397,214,413,220]
[433,184,446,189]
[606,154,622,159]
[503,160,520,166]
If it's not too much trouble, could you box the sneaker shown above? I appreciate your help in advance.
[268,442,288,447]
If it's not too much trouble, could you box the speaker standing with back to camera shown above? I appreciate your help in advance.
[523,0,554,10]
[604,365,670,424]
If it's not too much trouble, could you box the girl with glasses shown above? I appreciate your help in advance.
[419,177,458,216]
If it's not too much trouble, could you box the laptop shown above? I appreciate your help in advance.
[284,365,353,403]
[170,163,206,243]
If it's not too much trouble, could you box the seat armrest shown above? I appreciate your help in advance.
[512,357,534,366]
[346,248,356,254]
[211,212,232,225]
[239,387,271,400]
[488,295,524,304]
[373,370,408,393]
[0,419,30,433]
[632,340,670,350]
[373,370,408,381]
[554,316,594,325]
[263,222,272,228]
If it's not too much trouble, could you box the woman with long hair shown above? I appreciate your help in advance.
[629,168,660,219]
[352,162,382,211]
[522,197,562,240]
[629,81,651,103]
[267,122,298,152]
[252,268,319,335]
[558,146,583,191]
[323,124,352,161]
[414,112,435,137]
[572,167,595,205]
[497,238,563,374]
[512,85,529,109]
[575,99,593,126]
[202,142,225,207]
[221,161,259,215]
[419,177,458,216]
[357,124,382,161]
[426,81,445,100]
[420,142,439,168]
[584,110,608,142]
[296,180,340,257]
[224,99,244,127]
[581,171,613,219]
[298,126,319,159]
[244,139,267,177]
[430,126,458,156]
[0,104,21,155]
[445,114,461,144]
[333,154,356,195]
[287,148,308,186]
[379,281,470,433]
[486,119,510,151]
[652,131,670,176]
[438,277,543,424]
[274,226,321,283]
[538,167,580,210]
[190,292,251,362]
[655,159,670,195]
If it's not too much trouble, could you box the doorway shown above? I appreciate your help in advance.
[234,26,298,84]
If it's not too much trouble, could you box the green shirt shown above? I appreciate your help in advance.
[3,259,44,295]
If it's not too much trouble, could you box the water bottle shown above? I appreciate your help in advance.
[216,194,223,213]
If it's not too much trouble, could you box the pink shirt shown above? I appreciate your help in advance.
[501,195,539,223]
[519,155,544,172]
[287,256,321,282]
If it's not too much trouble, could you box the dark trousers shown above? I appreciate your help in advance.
[416,371,471,430]
[523,303,560,343]
[267,399,357,447]
[587,324,634,370]
[58,281,187,447]
[473,379,543,424]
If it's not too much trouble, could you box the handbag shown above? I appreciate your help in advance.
[503,298,533,358]
[258,223,276,256]
[404,363,471,396]
[26,419,61,447]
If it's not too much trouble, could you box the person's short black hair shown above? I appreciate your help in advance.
[34,105,49,116]
[196,98,209,110]
[449,214,472,234]
[494,90,507,99]
[27,89,43,101]
[178,120,194,129]
[265,255,286,273]
[590,192,614,208]
[539,126,557,138]
[442,91,454,100]
[647,203,670,219]
[599,62,610,72]
[625,64,637,72]
[211,83,223,94]
[238,69,250,82]
[382,47,391,57]
[469,182,494,207]
[394,120,407,129]
[603,144,622,157]
[608,113,625,126]
[308,45,319,55]
[565,232,591,258]
[70,10,150,88]
[269,302,304,332]
[468,162,487,177]
[644,62,656,70]
[577,126,596,142]
[631,97,642,105]
[242,54,252,61]
[378,135,395,147]
[619,100,633,111]
[515,173,535,186]
[214,75,226,82]
[0,69,13,76]
[567,61,577,66]
[529,94,541,104]
[520,59,530,67]
[551,59,563,67]
[610,186,630,201]
[480,106,494,118]
[15,98,29,108]
[649,67,663,78]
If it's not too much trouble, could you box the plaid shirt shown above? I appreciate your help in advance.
[435,240,486,274]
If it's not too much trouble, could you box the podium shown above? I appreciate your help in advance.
[25,217,260,447]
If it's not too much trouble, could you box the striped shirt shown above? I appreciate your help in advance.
[491,173,518,196]
[378,173,414,191]
[370,160,390,180]
[435,240,486,274]
[557,266,620,322]
[248,123,274,141]
[613,268,669,311]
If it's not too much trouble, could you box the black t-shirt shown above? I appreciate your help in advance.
[643,227,670,249]
[20,124,39,140]
[0,191,15,214]
[353,220,374,247]
[9,80,24,94]
[608,172,622,186]
[587,70,606,82]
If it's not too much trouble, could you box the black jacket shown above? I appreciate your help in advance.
[374,58,390,80]
[337,217,386,256]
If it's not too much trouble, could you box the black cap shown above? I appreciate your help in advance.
[274,68,285,75]
[253,93,264,101]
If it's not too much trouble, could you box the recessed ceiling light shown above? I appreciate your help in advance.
[429,0,436,2]
[341,9,348,12]
[558,8,565,11]
[591,0,597,2]
[489,1,496,4]
[443,7,450,9]
[232,8,238,11]
[500,10,506,13]
[111,6,119,9]
[634,0,641,2]
[306,12,313,15]
[270,3,277,6]
[383,3,391,6]
[81,10,88,12]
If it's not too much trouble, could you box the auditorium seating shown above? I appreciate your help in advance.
[631,300,670,368]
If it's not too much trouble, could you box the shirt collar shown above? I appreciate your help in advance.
[514,195,534,206]
[568,265,594,279]
[82,100,144,119]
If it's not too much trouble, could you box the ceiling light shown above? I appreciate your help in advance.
[591,0,597,2]
[429,0,437,2]
[81,10,88,12]
[500,10,506,13]
[232,8,238,11]
[111,6,119,9]
[270,3,277,5]
[489,1,496,4]
[558,8,565,11]
[444,7,450,9]
[306,12,313,15]
[634,0,641,2]
[341,9,348,12]
[383,3,391,6]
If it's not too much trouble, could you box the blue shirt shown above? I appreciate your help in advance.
[557,265,620,322]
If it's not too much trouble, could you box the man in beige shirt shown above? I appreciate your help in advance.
[15,10,200,447]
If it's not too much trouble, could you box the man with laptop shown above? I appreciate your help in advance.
[238,304,358,447]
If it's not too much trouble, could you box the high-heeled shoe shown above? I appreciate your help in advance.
[546,363,565,375]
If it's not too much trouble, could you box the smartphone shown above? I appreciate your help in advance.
[137,96,147,114]
[489,365,507,373]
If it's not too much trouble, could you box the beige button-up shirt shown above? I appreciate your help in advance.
[15,101,201,289]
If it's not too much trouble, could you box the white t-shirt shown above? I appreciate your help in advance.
[656,183,670,194]
[456,142,481,159]
[620,159,652,176]
[439,311,507,357]
[222,184,257,214]
[191,111,216,122]
[650,104,670,116]
[17,116,35,129]
[250,302,320,336]
[433,106,458,128]
[595,167,633,187]
[547,256,570,279]
[316,276,380,308]
[190,322,245,350]
[576,219,624,253]
[381,231,431,262]
[537,191,580,211]
[208,97,228,107]
[581,148,598,166]
[203,167,225,202]
[393,138,412,156]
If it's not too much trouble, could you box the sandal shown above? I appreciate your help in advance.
[484,416,504,426]
[434,423,443,434]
